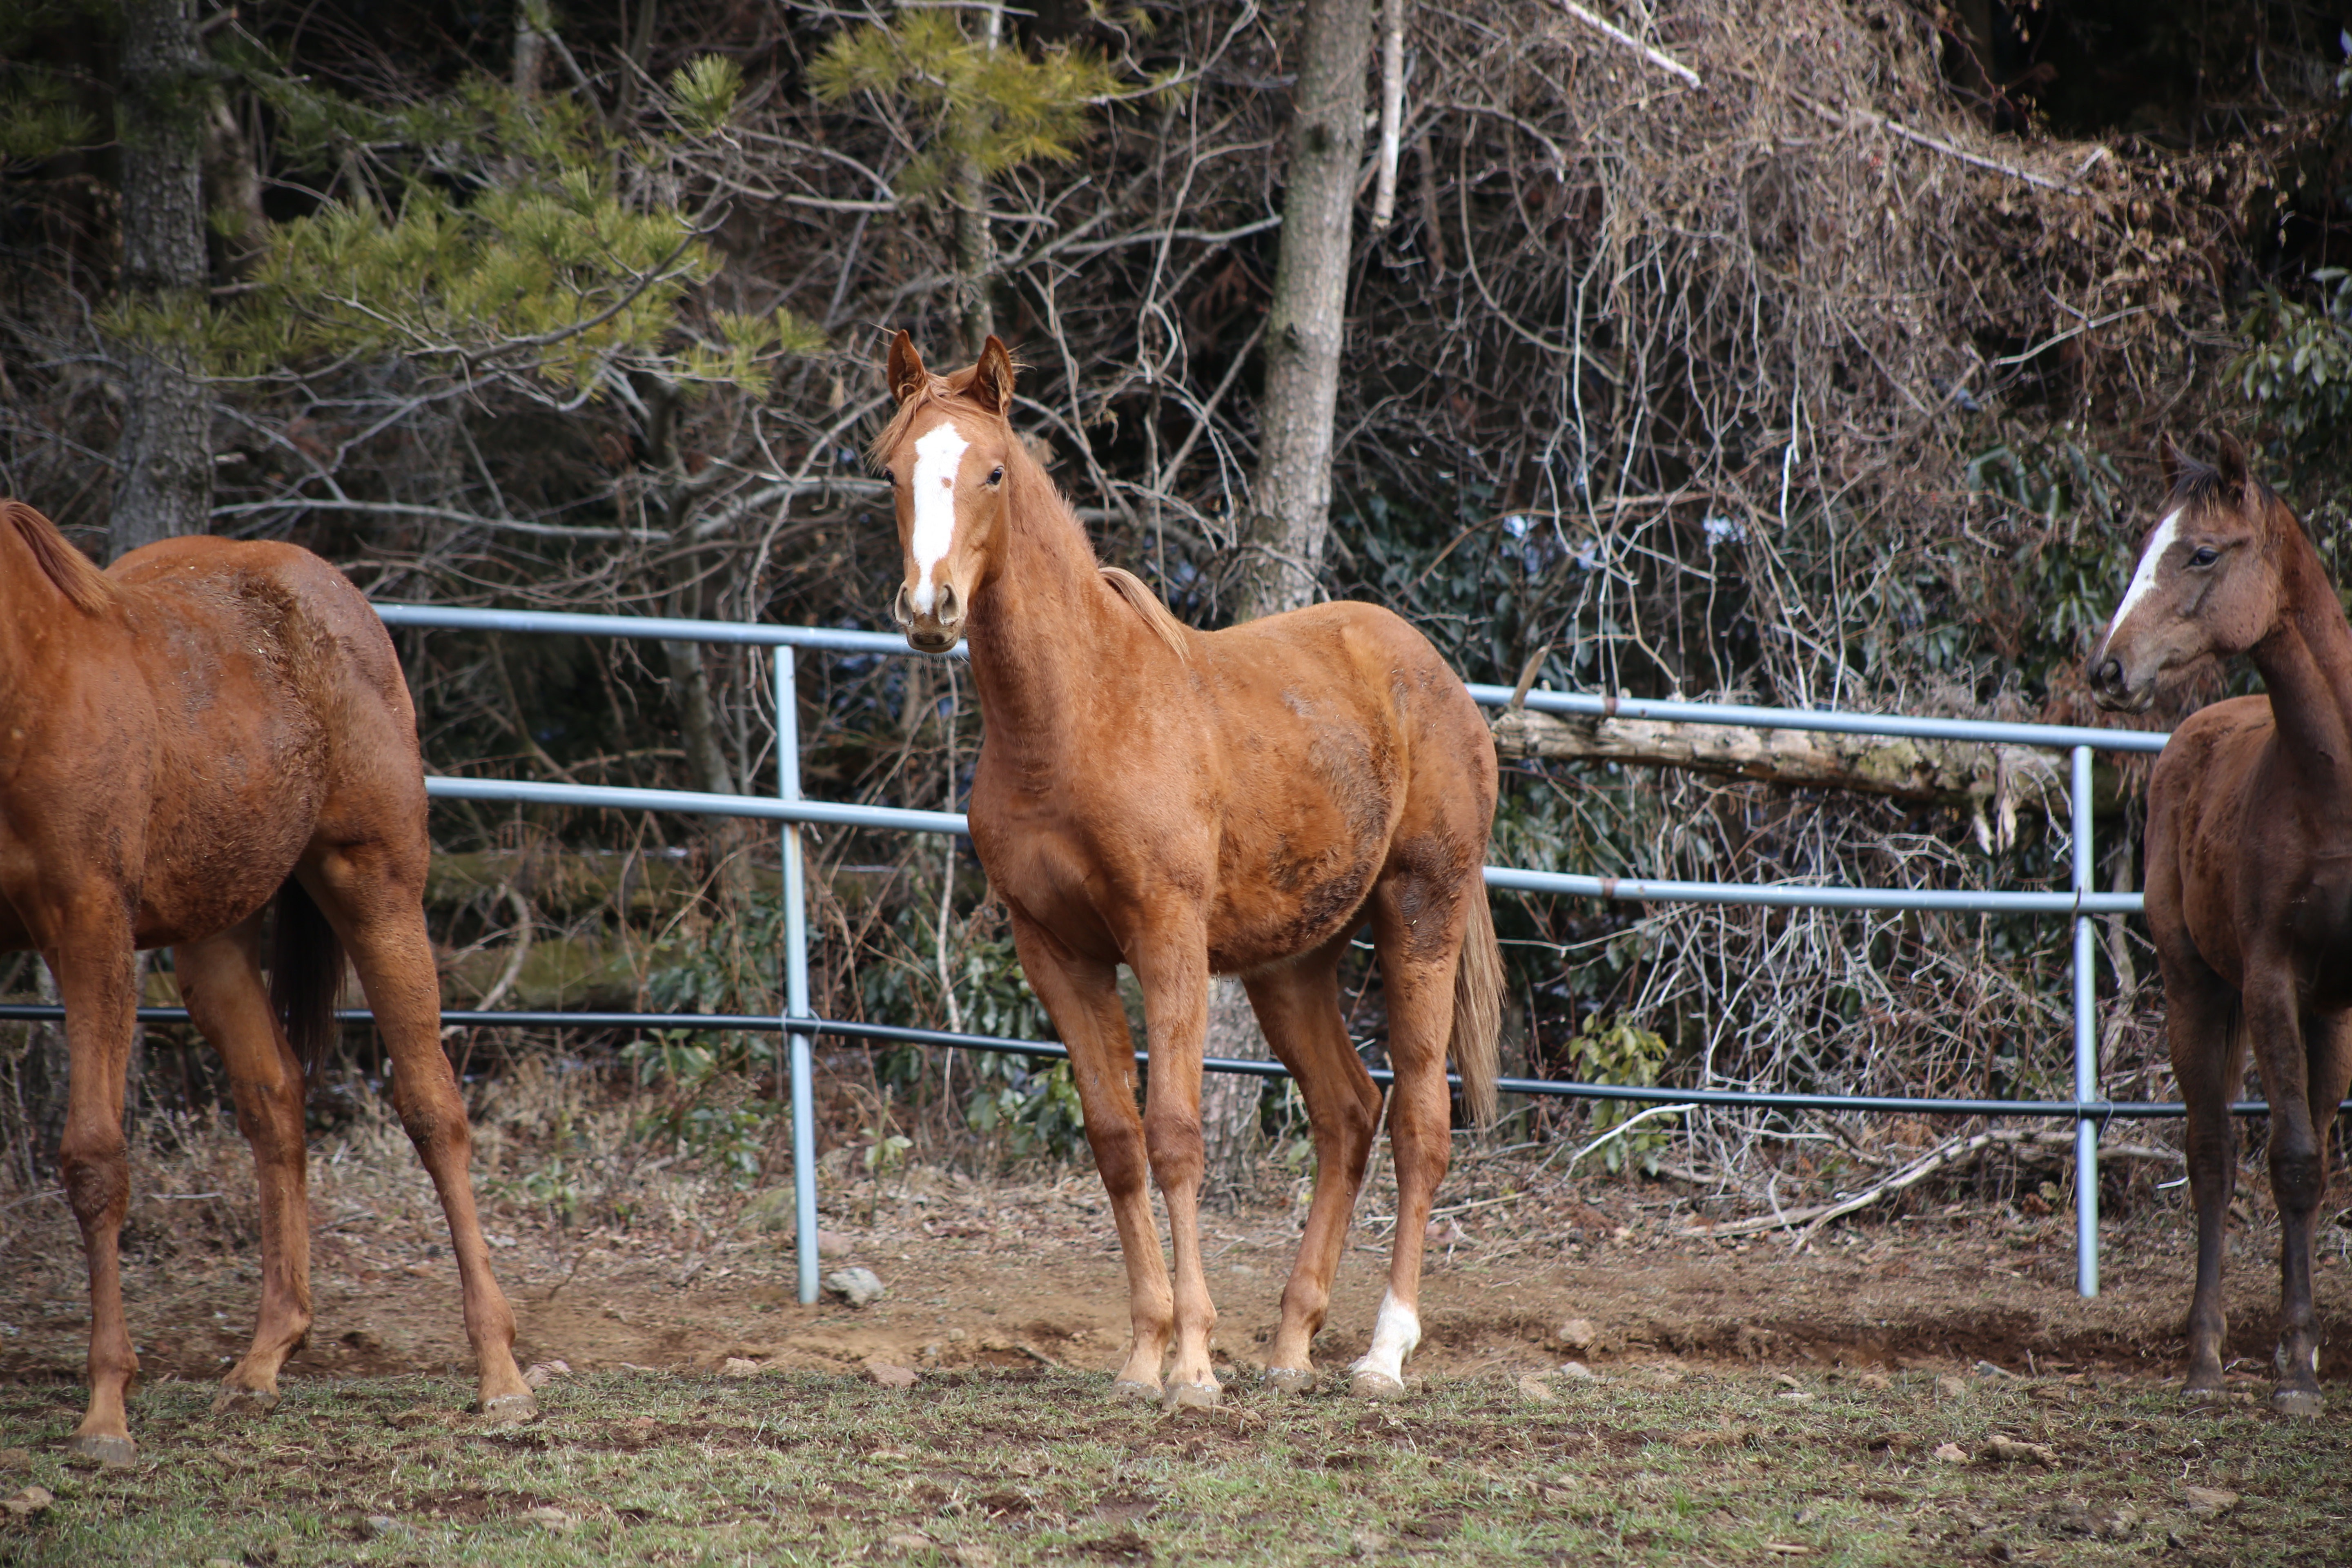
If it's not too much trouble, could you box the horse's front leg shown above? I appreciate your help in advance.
[1006,913,1173,1397]
[175,922,314,1415]
[2163,960,2243,1404]
[48,907,142,1467]
[1129,924,1220,1408]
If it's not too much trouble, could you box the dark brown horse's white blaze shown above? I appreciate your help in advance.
[2088,436,2352,1417]
[0,503,533,1463]
[875,334,1502,1405]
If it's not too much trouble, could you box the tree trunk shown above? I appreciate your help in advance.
[1202,0,1379,1192]
[110,0,214,561]
[1230,0,1376,625]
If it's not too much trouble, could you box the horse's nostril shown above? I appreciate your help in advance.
[892,584,913,628]
[2095,657,2123,690]
[936,580,961,623]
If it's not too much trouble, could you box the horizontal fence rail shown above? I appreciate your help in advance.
[81,599,2225,1301]
[4,1003,2328,1125]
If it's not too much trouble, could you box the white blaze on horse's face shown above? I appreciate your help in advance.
[2096,506,2184,665]
[907,420,971,617]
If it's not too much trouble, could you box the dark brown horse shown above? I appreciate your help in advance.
[2088,436,2352,1416]
[0,502,532,1463]
[874,334,1501,1406]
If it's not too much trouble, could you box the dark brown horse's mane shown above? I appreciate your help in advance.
[2165,455,2312,544]
[2,501,114,615]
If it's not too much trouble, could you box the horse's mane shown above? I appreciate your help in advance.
[872,373,1192,664]
[2166,454,2311,545]
[3,501,114,615]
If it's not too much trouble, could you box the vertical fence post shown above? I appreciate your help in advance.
[776,645,818,1306]
[2071,744,2099,1298]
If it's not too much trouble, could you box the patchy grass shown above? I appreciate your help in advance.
[1,1361,2345,1565]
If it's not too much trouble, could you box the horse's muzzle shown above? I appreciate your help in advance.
[2086,653,2152,714]
[892,583,963,654]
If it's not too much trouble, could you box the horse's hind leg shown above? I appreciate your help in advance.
[1244,939,1379,1391]
[2265,1004,2352,1417]
[2165,962,2245,1403]
[301,845,534,1419]
[176,920,315,1414]
[1349,873,1471,1399]
[51,917,141,1466]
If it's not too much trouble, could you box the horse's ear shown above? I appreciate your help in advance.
[2158,432,2181,493]
[970,335,1017,416]
[2216,431,2251,494]
[886,331,927,406]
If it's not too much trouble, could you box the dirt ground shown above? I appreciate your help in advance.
[6,1152,2350,1403]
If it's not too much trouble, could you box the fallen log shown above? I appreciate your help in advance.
[1488,706,2123,848]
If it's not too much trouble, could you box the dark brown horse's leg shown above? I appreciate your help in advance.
[2167,962,2245,1403]
[2262,1004,2350,1416]
[1006,912,1173,1396]
[302,850,533,1419]
[1128,927,1220,1407]
[1350,877,1469,1398]
[176,921,315,1414]
[52,923,141,1467]
[1244,940,1379,1390]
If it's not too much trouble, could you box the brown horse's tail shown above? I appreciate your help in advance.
[1450,880,1503,1128]
[270,877,345,1087]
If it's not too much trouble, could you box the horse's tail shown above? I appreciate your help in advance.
[270,877,345,1088]
[1450,880,1503,1128]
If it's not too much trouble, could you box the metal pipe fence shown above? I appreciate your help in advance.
[18,601,2304,1306]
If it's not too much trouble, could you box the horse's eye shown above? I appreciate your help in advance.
[2188,546,2219,568]
[987,466,1004,486]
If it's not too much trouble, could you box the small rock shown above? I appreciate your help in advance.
[0,1485,53,1519]
[2183,1486,2239,1517]
[1517,1373,1559,1403]
[1350,1528,1389,1558]
[1858,1372,1891,1391]
[945,1327,968,1342]
[825,1267,886,1307]
[522,1359,571,1390]
[1932,1442,1969,1463]
[738,1186,796,1232]
[1978,1434,2058,1466]
[1557,1360,1598,1380]
[885,1532,936,1552]
[951,1546,998,1566]
[1935,1374,1968,1400]
[721,1356,762,1378]
[817,1229,855,1259]
[1555,1318,1599,1354]
[518,1505,577,1532]
[1971,1359,2014,1379]
[1773,1373,1802,1389]
[0,1450,29,1471]
[360,1515,410,1540]
[1777,1389,1817,1403]
[863,1357,920,1389]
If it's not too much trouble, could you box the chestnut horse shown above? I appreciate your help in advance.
[0,502,532,1463]
[2088,436,2352,1416]
[874,334,1501,1406]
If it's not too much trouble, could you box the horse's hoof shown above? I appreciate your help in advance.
[211,1384,279,1417]
[65,1432,136,1469]
[1163,1381,1221,1411]
[1263,1366,1316,1395]
[2180,1384,2230,1408]
[477,1392,538,1423]
[2272,1388,2323,1419]
[1350,1368,1407,1401]
[1110,1378,1161,1403]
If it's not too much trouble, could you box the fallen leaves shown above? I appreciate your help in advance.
[0,1484,52,1520]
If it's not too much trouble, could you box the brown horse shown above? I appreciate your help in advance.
[2088,436,2352,1416]
[0,502,533,1463]
[874,334,1502,1406]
